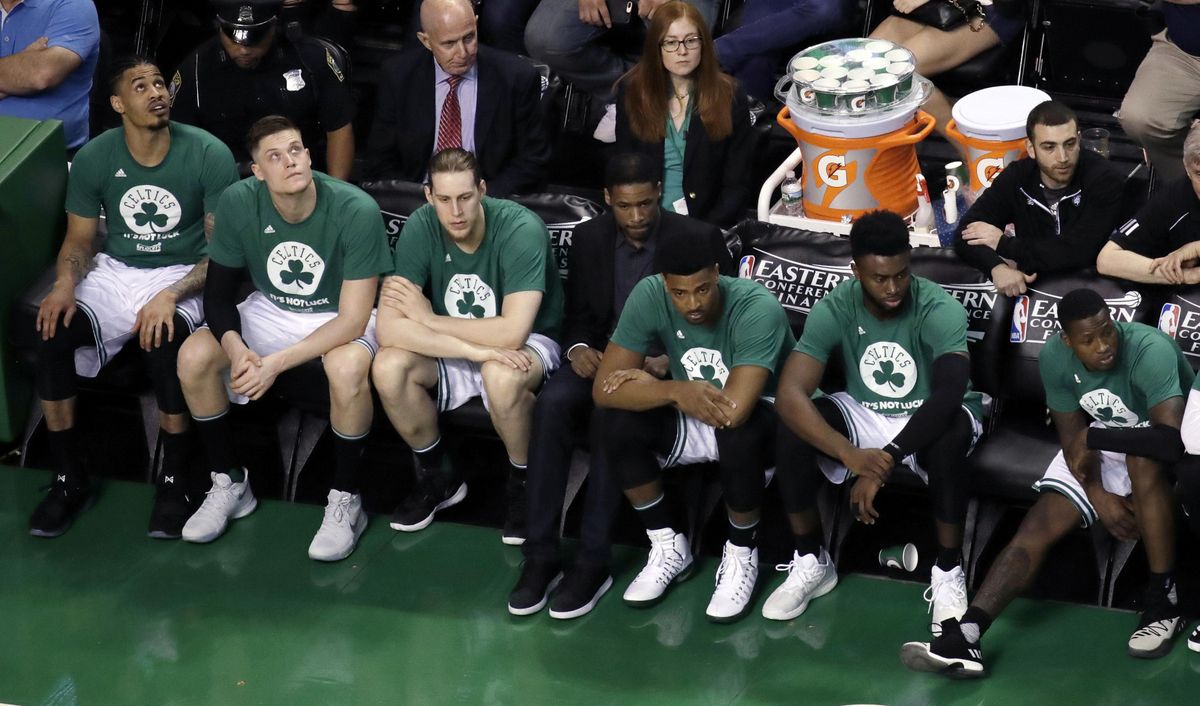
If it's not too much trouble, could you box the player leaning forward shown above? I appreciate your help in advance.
[176,115,391,560]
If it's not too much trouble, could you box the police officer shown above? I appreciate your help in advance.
[170,0,355,179]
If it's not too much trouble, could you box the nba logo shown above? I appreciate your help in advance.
[1010,295,1030,343]
[1160,303,1182,338]
[738,255,756,279]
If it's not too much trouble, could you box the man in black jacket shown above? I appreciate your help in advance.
[954,101,1124,296]
[507,152,732,619]
[365,0,550,197]
[1097,124,1200,286]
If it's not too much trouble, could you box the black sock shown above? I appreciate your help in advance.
[159,429,191,486]
[935,546,961,571]
[332,428,367,495]
[509,459,527,483]
[192,410,240,481]
[1148,571,1178,606]
[413,436,444,477]
[960,606,993,642]
[634,494,674,531]
[794,533,823,559]
[47,427,86,485]
[728,517,758,548]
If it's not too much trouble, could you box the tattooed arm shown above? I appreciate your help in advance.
[132,211,217,351]
[36,213,99,340]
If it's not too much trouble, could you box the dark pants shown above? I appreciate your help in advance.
[524,365,622,566]
[604,400,776,516]
[775,396,973,525]
[37,311,190,415]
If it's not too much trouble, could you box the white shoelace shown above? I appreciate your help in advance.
[776,557,824,593]
[925,573,967,615]
[1132,618,1176,639]
[196,477,239,517]
[322,495,353,528]
[713,551,754,601]
[636,537,683,586]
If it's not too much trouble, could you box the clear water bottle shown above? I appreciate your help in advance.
[781,170,804,216]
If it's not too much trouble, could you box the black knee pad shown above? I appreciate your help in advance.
[35,312,97,401]
[141,314,191,415]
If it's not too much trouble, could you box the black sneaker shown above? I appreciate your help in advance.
[147,472,196,539]
[29,476,93,538]
[1188,623,1200,654]
[900,618,987,679]
[389,472,467,532]
[501,472,527,546]
[549,562,613,620]
[507,559,563,616]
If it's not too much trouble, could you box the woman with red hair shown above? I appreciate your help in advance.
[615,1,755,228]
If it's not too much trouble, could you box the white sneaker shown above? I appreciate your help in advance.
[308,489,368,562]
[622,527,694,606]
[761,549,837,621]
[592,103,617,143]
[926,565,968,636]
[705,541,758,623]
[182,470,257,544]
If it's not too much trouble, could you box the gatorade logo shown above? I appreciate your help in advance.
[817,154,849,188]
[976,155,1007,189]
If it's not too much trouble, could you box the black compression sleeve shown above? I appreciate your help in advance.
[887,353,971,460]
[204,260,243,344]
[1087,424,1185,464]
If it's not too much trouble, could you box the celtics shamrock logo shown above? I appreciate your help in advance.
[268,241,326,296]
[1079,389,1139,428]
[445,274,497,319]
[859,342,916,398]
[872,359,906,392]
[280,259,314,289]
[456,290,487,318]
[133,202,170,231]
[119,185,182,236]
[681,347,729,388]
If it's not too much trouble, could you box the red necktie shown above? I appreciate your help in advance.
[435,74,464,153]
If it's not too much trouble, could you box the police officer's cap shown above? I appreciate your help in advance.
[214,1,282,46]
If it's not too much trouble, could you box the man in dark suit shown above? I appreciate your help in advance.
[507,152,732,619]
[365,0,550,197]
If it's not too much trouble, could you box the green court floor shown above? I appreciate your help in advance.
[1,465,1195,705]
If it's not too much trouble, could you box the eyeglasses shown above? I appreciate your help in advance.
[660,36,702,53]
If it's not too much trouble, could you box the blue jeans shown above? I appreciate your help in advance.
[525,0,719,98]
[714,0,850,101]
[478,0,542,54]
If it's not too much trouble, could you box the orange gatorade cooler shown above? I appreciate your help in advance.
[946,86,1051,195]
[778,105,935,221]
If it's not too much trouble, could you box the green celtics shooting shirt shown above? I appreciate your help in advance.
[66,121,238,268]
[610,275,794,394]
[1040,321,1193,427]
[797,275,985,420]
[208,172,391,313]
[392,196,564,340]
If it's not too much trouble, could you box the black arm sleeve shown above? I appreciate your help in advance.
[1087,424,1185,464]
[204,260,244,344]
[887,353,971,459]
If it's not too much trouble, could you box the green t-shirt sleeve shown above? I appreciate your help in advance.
[1039,339,1079,412]
[207,186,247,268]
[340,193,392,280]
[731,290,790,371]
[392,207,434,287]
[609,277,662,355]
[921,296,970,358]
[498,211,551,295]
[199,139,239,214]
[63,141,104,218]
[1132,336,1187,409]
[795,297,840,364]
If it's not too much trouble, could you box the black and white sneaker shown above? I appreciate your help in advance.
[390,472,467,532]
[1188,623,1200,653]
[549,562,613,620]
[1128,607,1183,659]
[507,559,563,616]
[29,475,93,538]
[147,471,195,539]
[900,618,987,679]
[501,472,527,546]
